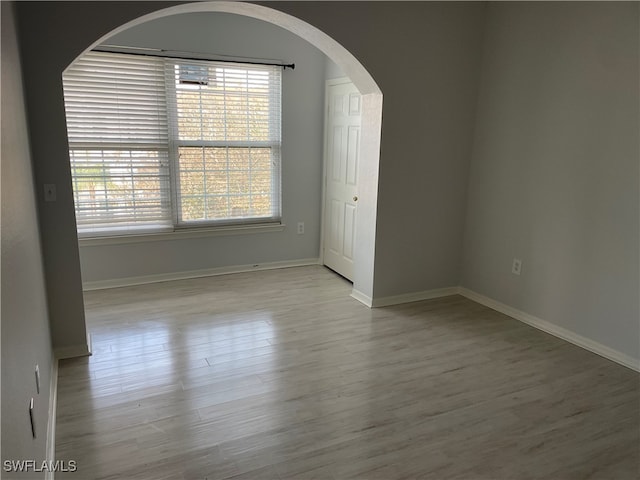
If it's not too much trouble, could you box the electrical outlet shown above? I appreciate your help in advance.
[512,258,522,276]
[297,222,304,235]
[35,365,40,394]
[44,184,57,202]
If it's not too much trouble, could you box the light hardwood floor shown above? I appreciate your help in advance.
[55,266,639,479]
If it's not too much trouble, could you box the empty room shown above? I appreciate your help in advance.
[2,1,638,479]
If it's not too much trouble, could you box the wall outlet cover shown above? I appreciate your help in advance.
[512,258,522,275]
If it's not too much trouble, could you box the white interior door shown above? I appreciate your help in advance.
[323,80,361,281]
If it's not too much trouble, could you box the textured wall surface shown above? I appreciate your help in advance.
[462,2,639,360]
[1,2,54,473]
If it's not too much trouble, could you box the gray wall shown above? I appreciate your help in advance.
[1,2,54,472]
[13,1,637,363]
[461,2,640,360]
[79,12,327,284]
[276,2,487,297]
[14,1,487,353]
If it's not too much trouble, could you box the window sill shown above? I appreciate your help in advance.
[78,223,286,247]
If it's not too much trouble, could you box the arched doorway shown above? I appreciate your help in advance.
[66,1,382,303]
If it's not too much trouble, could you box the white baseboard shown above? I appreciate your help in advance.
[351,287,458,308]
[45,358,58,480]
[54,333,92,360]
[82,258,320,291]
[351,288,373,307]
[458,287,640,372]
[371,287,459,308]
[82,262,639,372]
[54,344,91,360]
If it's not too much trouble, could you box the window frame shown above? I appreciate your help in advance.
[63,51,283,239]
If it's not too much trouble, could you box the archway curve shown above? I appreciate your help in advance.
[67,1,382,302]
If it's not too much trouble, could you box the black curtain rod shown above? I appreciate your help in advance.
[92,47,295,70]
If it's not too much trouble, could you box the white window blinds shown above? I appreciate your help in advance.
[63,53,171,235]
[167,60,281,225]
[62,51,282,237]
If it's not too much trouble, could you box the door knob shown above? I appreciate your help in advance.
[353,196,358,202]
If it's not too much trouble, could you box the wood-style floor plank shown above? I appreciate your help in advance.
[55,266,639,479]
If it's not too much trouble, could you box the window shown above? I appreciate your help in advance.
[63,52,281,237]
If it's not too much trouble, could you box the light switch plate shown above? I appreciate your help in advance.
[35,364,40,394]
[29,397,36,438]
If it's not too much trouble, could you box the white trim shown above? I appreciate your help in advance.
[82,258,320,291]
[318,80,330,267]
[371,287,460,308]
[326,76,354,87]
[458,287,640,372]
[45,358,59,480]
[351,288,373,307]
[54,332,92,360]
[54,345,91,360]
[79,222,286,247]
